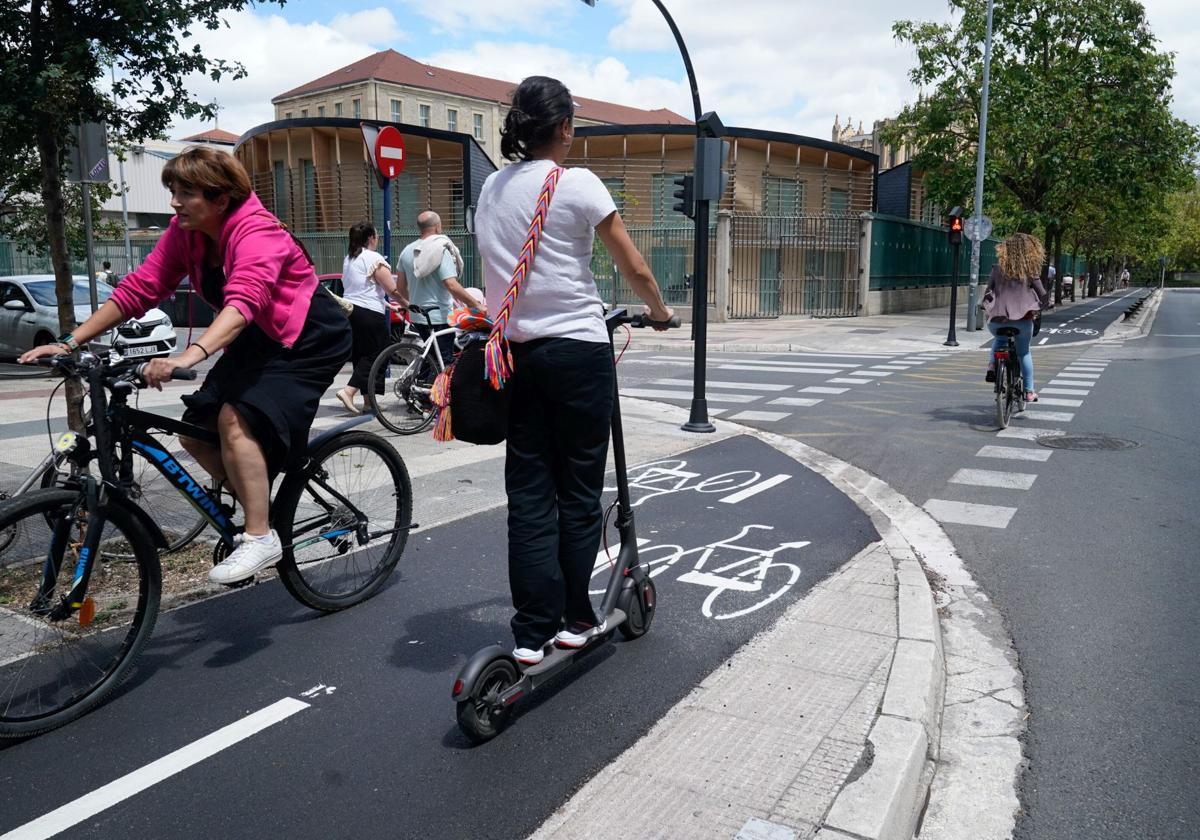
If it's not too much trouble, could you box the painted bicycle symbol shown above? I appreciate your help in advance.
[591,524,809,620]
[1041,327,1098,336]
[606,458,763,509]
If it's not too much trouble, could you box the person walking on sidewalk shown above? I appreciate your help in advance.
[335,221,406,414]
[395,211,479,379]
[21,146,352,585]
[475,75,673,666]
[983,232,1051,403]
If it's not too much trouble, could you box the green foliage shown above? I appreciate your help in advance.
[884,0,1198,261]
[1160,179,1200,269]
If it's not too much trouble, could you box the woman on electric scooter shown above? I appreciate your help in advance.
[474,75,673,665]
[983,233,1052,402]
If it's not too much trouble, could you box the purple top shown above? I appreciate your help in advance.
[983,265,1049,322]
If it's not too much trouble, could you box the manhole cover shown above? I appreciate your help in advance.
[1036,434,1140,451]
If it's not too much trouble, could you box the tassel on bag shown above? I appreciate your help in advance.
[483,166,563,390]
[430,364,454,442]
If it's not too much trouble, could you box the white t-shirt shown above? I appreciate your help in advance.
[341,248,389,313]
[477,160,617,345]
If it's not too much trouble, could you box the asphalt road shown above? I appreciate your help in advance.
[0,434,874,839]
[612,289,1198,838]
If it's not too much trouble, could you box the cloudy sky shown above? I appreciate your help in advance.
[172,0,1199,142]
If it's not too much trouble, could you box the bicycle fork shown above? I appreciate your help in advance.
[32,478,105,623]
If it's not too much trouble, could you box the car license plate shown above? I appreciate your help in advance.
[121,345,157,357]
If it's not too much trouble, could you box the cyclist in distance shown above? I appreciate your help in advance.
[475,75,673,666]
[982,232,1051,402]
[20,146,352,585]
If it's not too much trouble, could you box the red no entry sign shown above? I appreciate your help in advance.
[375,126,405,179]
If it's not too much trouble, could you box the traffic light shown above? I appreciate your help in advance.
[947,206,964,246]
[672,173,695,219]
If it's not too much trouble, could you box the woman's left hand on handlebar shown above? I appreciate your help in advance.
[141,357,189,390]
[644,304,675,331]
[18,343,66,365]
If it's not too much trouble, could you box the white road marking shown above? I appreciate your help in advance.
[1045,379,1092,389]
[856,371,893,377]
[1040,388,1091,396]
[1017,410,1075,422]
[620,388,759,404]
[1034,397,1083,407]
[648,352,894,362]
[2,698,310,840]
[728,410,791,422]
[949,468,1037,490]
[827,377,871,384]
[768,397,823,407]
[997,426,1065,441]
[593,539,650,571]
[1038,338,1049,345]
[654,378,789,392]
[1054,372,1101,379]
[800,386,849,395]
[872,364,915,370]
[719,473,793,504]
[924,499,1018,529]
[976,445,1053,462]
[718,364,845,375]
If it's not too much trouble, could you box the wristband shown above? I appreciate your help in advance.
[56,332,80,351]
[191,342,212,360]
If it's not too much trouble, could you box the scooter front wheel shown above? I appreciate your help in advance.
[456,658,519,744]
[619,577,657,640]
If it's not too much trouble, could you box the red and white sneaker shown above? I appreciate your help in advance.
[513,645,546,666]
[554,619,608,649]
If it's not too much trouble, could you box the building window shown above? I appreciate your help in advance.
[284,112,293,120]
[601,177,627,214]
[419,104,431,128]
[390,99,401,123]
[829,188,850,214]
[352,99,361,118]
[334,102,343,117]
[473,113,484,140]
[317,105,325,118]
[447,108,458,133]
[300,108,308,118]
[763,176,804,215]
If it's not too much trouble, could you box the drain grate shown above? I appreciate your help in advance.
[1037,434,1140,451]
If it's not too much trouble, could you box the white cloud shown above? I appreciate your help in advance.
[393,0,570,35]
[171,8,405,139]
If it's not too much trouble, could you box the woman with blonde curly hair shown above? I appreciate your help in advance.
[982,232,1052,401]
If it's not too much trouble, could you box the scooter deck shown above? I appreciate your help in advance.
[522,609,627,677]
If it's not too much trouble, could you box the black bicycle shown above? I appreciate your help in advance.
[0,352,413,738]
[992,325,1026,429]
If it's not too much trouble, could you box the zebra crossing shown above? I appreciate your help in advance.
[923,356,1111,529]
[620,351,943,423]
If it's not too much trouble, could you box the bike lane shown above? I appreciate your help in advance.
[0,433,876,840]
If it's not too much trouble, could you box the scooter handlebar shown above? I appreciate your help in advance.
[628,314,681,329]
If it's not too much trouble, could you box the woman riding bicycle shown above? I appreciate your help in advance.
[983,233,1051,403]
[20,147,351,585]
[475,75,673,665]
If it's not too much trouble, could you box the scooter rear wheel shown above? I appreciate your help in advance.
[456,658,519,744]
[619,578,657,640]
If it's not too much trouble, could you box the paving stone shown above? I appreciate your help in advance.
[771,736,864,827]
[781,588,897,637]
[740,622,894,683]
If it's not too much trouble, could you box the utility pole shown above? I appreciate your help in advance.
[966,0,995,332]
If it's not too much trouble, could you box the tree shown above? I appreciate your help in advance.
[1,0,282,423]
[1159,179,1200,271]
[884,0,1197,298]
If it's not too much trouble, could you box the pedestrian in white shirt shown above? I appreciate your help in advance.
[336,221,405,413]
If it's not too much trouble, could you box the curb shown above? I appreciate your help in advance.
[744,429,946,840]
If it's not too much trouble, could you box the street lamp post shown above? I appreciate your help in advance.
[966,0,995,332]
[580,0,716,432]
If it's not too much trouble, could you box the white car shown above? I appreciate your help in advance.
[0,274,176,359]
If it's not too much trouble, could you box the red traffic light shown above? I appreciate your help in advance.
[951,217,964,232]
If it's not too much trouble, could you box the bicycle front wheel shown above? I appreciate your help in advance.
[368,340,437,435]
[275,432,412,611]
[0,489,160,738]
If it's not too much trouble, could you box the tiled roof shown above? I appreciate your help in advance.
[180,128,240,145]
[273,49,690,126]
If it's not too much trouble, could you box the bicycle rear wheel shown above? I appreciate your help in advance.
[274,431,412,611]
[0,489,160,738]
[368,340,437,435]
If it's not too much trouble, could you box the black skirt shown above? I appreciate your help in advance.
[181,286,352,477]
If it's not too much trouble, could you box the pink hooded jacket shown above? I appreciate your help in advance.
[109,192,318,348]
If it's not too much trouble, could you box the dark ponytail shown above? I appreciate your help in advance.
[501,76,575,162]
[348,221,376,259]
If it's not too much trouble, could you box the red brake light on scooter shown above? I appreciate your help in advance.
[452,678,464,698]
[994,350,1008,360]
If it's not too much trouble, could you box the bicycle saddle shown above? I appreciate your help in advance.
[995,326,1020,337]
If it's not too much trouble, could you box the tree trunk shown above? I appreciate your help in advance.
[37,124,86,431]
[1052,229,1064,305]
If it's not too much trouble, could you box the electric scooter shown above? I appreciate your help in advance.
[451,308,680,744]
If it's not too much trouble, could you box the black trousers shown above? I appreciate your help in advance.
[505,337,615,649]
[413,322,456,383]
[347,305,388,392]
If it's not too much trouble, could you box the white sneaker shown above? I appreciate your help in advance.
[512,645,545,666]
[209,530,283,585]
[554,619,608,649]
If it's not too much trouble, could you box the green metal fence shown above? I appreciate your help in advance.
[868,213,1000,290]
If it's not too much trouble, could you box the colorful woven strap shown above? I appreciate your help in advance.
[483,165,563,390]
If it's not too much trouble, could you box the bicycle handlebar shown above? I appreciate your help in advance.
[628,314,681,329]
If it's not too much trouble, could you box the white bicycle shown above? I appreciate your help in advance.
[592,524,808,620]
[367,304,456,435]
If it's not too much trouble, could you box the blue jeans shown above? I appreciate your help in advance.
[988,318,1035,391]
